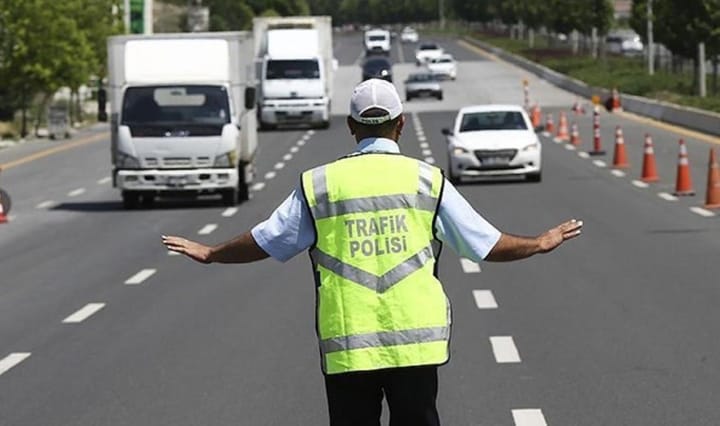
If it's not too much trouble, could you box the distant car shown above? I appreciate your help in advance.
[442,105,542,183]
[415,43,443,65]
[426,54,457,80]
[364,29,391,54]
[362,57,393,82]
[400,27,419,43]
[404,72,442,101]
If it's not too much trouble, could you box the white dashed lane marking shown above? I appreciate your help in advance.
[297,139,306,146]
[657,192,678,201]
[283,153,293,161]
[274,162,285,170]
[290,146,299,153]
[424,157,435,164]
[198,224,218,235]
[578,152,590,159]
[512,408,548,426]
[36,200,56,209]
[251,182,266,192]
[611,169,626,177]
[97,176,111,184]
[490,336,522,363]
[168,250,180,256]
[460,258,481,273]
[422,149,433,157]
[124,269,156,285]
[420,142,429,149]
[222,207,238,217]
[632,180,649,188]
[592,160,607,168]
[472,290,498,309]
[68,188,86,197]
[62,303,106,324]
[0,353,31,377]
[264,171,277,180]
[564,144,576,150]
[690,207,716,217]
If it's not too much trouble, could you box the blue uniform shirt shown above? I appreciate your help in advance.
[251,137,502,262]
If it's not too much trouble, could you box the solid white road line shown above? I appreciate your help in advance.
[124,269,156,285]
[512,408,548,426]
[97,177,112,184]
[490,336,521,363]
[222,207,238,217]
[62,303,106,324]
[290,146,299,153]
[632,180,649,188]
[422,149,433,156]
[198,224,218,235]
[690,206,716,217]
[0,353,31,377]
[424,157,436,164]
[472,290,498,309]
[264,171,277,180]
[68,188,86,197]
[251,182,266,192]
[611,170,626,177]
[578,152,590,159]
[274,162,285,170]
[36,200,56,209]
[283,153,293,161]
[593,160,607,168]
[657,192,678,201]
[459,258,481,273]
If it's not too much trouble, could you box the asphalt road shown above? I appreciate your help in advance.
[1,33,720,426]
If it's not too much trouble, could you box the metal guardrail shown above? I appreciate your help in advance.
[462,36,720,137]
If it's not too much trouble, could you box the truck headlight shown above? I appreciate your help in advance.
[117,151,140,169]
[214,150,237,168]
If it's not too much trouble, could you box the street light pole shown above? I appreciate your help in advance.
[647,0,654,75]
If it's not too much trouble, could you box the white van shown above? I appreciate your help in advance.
[364,29,390,54]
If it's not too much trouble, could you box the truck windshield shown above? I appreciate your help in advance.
[266,60,320,80]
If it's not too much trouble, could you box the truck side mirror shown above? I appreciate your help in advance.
[244,87,256,110]
[97,88,108,122]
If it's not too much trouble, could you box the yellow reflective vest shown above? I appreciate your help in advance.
[301,153,451,375]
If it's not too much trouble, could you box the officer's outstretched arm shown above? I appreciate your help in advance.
[162,232,269,264]
[485,219,582,262]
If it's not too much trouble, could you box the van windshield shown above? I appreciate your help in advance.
[266,59,320,79]
[121,85,230,136]
[369,35,387,41]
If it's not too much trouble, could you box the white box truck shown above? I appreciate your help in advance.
[253,16,335,130]
[106,32,257,209]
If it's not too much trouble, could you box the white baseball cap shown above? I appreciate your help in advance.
[350,78,403,125]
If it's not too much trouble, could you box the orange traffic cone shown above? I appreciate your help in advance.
[531,104,542,129]
[544,113,554,134]
[589,106,605,156]
[673,139,695,196]
[611,87,622,112]
[570,122,581,146]
[571,99,586,115]
[704,148,720,208]
[640,134,660,182]
[0,197,7,224]
[612,126,630,168]
[556,112,569,141]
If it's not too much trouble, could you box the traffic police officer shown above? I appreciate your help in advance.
[163,79,583,426]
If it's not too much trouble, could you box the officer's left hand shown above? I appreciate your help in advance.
[162,235,213,263]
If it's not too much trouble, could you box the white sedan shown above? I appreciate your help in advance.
[443,105,542,183]
[426,54,457,80]
[400,27,418,43]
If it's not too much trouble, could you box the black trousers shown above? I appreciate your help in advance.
[323,365,441,426]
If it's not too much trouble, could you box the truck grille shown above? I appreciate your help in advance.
[163,157,192,168]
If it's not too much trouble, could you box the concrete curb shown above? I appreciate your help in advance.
[462,36,720,137]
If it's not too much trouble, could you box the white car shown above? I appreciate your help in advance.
[443,105,542,183]
[364,29,391,54]
[415,43,443,65]
[400,27,419,43]
[426,54,457,80]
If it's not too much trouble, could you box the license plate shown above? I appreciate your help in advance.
[481,157,509,165]
[167,175,188,187]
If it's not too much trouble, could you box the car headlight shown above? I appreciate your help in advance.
[214,150,237,168]
[451,146,469,155]
[116,151,140,169]
[522,142,540,151]
[380,69,389,76]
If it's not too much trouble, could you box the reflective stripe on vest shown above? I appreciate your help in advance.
[301,153,450,375]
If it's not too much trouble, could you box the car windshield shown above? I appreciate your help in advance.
[419,44,438,50]
[459,111,528,132]
[121,85,230,126]
[408,74,436,82]
[266,59,320,79]
[365,59,391,72]
[437,58,453,63]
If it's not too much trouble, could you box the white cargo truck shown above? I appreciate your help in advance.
[253,16,335,130]
[106,32,257,209]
